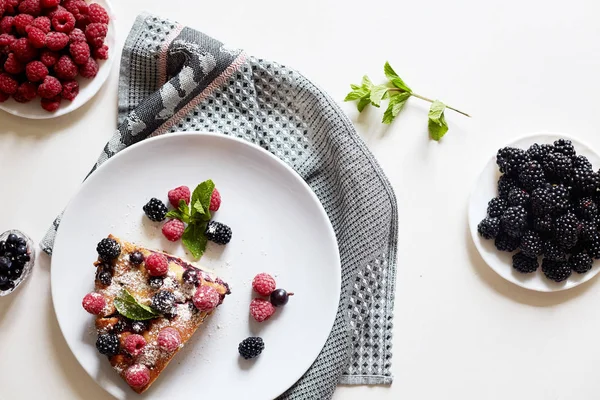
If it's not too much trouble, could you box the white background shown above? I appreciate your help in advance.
[1,0,600,399]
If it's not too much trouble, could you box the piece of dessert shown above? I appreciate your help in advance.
[82,235,230,393]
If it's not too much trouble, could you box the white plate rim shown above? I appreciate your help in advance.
[468,131,600,292]
[50,131,342,398]
[0,0,116,120]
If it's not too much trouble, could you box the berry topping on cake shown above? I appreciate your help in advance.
[96,237,121,261]
[96,333,119,356]
[125,364,150,389]
[167,185,190,208]
[270,288,293,307]
[209,188,221,211]
[193,285,219,312]
[124,334,146,357]
[249,298,275,322]
[145,253,168,276]
[148,276,163,289]
[129,251,144,265]
[82,292,105,314]
[162,219,185,242]
[205,221,232,245]
[252,273,276,296]
[157,327,181,353]
[130,320,148,335]
[238,337,264,360]
[143,198,168,222]
[182,268,199,285]
[151,290,176,314]
[96,266,112,286]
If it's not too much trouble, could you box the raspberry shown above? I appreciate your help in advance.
[250,298,275,322]
[145,253,169,276]
[31,16,50,33]
[0,0,4,18]
[0,72,17,94]
[37,75,61,98]
[11,37,37,62]
[124,334,146,356]
[68,27,85,42]
[45,31,69,51]
[51,10,75,33]
[168,185,191,208]
[0,32,14,47]
[13,81,37,102]
[0,91,8,102]
[79,56,97,78]
[0,16,14,34]
[193,285,220,311]
[14,14,34,35]
[88,3,109,24]
[162,219,185,242]
[93,43,108,60]
[54,54,77,79]
[18,0,41,16]
[63,0,88,21]
[75,15,89,30]
[69,40,89,64]
[46,5,66,19]
[82,292,105,314]
[85,22,107,48]
[26,25,46,48]
[210,188,221,211]
[124,364,150,389]
[4,0,16,14]
[60,79,78,100]
[157,327,181,353]
[39,49,58,66]
[25,60,47,81]
[40,95,61,111]
[252,273,276,296]
[3,52,22,74]
[40,0,60,8]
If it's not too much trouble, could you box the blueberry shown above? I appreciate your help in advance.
[0,257,11,274]
[0,279,15,292]
[182,268,199,285]
[0,274,8,287]
[129,251,144,265]
[270,289,292,307]
[149,276,163,289]
[0,241,6,255]
[6,234,18,245]
[9,268,22,280]
[16,237,26,247]
[112,319,129,333]
[16,254,30,264]
[15,245,27,256]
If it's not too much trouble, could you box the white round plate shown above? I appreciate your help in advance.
[51,132,341,399]
[468,132,600,292]
[0,0,116,119]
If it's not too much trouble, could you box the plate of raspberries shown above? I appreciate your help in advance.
[0,0,114,118]
[469,133,600,292]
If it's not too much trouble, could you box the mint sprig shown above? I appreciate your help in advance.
[345,61,470,141]
[114,289,158,320]
[167,180,215,258]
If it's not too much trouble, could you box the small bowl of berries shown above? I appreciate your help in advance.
[0,0,115,119]
[0,230,35,295]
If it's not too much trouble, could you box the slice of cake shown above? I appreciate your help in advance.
[81,234,230,393]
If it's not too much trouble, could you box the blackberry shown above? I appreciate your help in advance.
[554,213,580,249]
[580,220,597,243]
[585,232,600,259]
[573,155,593,170]
[112,319,129,334]
[542,240,567,261]
[542,258,571,282]
[131,321,149,334]
[512,252,539,273]
[205,221,232,245]
[518,160,546,191]
[575,197,598,221]
[143,198,168,222]
[487,197,507,218]
[151,290,176,314]
[542,153,573,182]
[520,230,542,257]
[95,265,112,286]
[526,143,553,163]
[531,186,552,216]
[477,217,500,240]
[548,184,570,215]
[569,251,593,274]
[571,167,599,195]
[148,276,163,289]
[129,251,144,265]
[238,337,265,359]
[500,206,528,237]
[96,238,121,261]
[553,138,576,158]
[495,233,520,252]
[96,333,120,356]
[533,214,554,235]
[497,175,519,199]
[507,188,530,207]
[497,147,529,177]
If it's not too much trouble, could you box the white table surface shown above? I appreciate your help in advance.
[2,0,600,399]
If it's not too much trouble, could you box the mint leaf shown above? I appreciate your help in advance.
[344,89,369,102]
[165,209,184,220]
[114,289,158,320]
[428,100,449,141]
[361,75,373,90]
[369,85,388,107]
[190,180,215,219]
[384,62,411,92]
[182,222,208,259]
[382,92,410,124]
[350,84,360,90]
[193,200,205,215]
[357,97,370,112]
[178,199,190,215]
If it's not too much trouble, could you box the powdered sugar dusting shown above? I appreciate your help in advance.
[138,342,161,367]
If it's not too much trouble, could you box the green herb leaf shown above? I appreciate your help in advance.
[182,221,208,259]
[369,85,388,108]
[178,199,190,215]
[190,180,215,218]
[357,97,370,112]
[193,200,205,215]
[428,100,449,141]
[384,62,411,92]
[344,89,369,102]
[361,75,373,90]
[382,92,411,124]
[114,289,158,320]
[165,209,184,220]
[350,84,360,90]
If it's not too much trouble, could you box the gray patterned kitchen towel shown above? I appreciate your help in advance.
[41,12,397,399]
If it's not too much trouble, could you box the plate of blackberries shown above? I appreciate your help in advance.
[469,133,600,292]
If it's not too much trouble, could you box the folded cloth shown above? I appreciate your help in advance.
[41,12,397,398]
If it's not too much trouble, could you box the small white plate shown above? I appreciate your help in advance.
[0,0,115,119]
[468,132,600,292]
[51,132,341,399]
